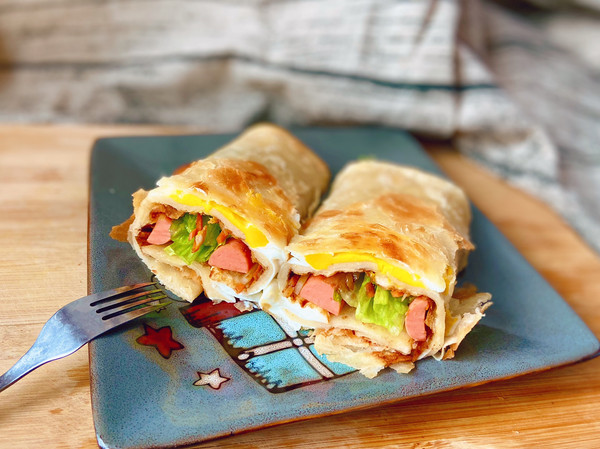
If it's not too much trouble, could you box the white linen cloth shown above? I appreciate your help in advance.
[1,0,598,251]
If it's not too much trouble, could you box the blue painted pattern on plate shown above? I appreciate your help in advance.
[217,312,287,349]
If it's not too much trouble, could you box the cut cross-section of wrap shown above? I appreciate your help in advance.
[111,124,330,303]
[261,160,492,377]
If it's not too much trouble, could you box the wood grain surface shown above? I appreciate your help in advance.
[0,125,599,449]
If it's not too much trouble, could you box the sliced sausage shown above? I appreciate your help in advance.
[405,296,432,341]
[299,275,343,315]
[208,238,253,273]
[147,215,172,245]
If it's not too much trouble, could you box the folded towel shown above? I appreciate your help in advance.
[1,0,598,251]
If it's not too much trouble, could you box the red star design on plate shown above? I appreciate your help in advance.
[136,323,184,359]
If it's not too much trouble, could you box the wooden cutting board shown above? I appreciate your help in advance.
[0,125,599,448]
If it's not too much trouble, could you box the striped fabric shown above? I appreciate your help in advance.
[1,0,598,252]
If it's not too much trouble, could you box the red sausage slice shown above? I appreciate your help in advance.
[299,275,343,315]
[405,296,431,341]
[147,215,172,245]
[208,239,253,273]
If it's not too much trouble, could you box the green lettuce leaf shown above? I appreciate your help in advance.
[354,275,411,336]
[164,214,222,265]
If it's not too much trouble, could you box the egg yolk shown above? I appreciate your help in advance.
[169,190,268,248]
[305,252,429,290]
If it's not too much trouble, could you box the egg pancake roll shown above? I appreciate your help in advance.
[111,124,330,303]
[261,160,491,377]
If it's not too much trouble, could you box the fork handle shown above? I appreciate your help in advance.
[0,312,86,393]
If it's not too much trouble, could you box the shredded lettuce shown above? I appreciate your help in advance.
[354,275,411,336]
[164,213,222,265]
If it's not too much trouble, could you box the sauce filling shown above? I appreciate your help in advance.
[283,271,435,349]
[138,211,264,293]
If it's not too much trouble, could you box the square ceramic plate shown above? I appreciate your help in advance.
[88,128,599,449]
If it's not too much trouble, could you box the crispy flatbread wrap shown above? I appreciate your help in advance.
[261,160,492,377]
[111,124,330,303]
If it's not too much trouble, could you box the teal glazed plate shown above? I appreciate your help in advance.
[88,128,599,449]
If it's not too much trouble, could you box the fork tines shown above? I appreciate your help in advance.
[88,282,156,307]
[90,283,170,321]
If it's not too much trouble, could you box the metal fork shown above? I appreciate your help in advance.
[0,282,170,393]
